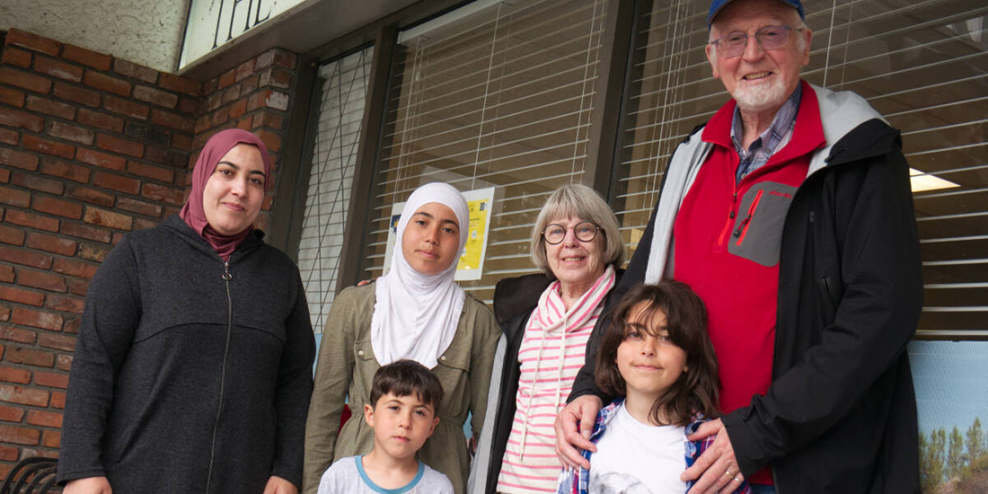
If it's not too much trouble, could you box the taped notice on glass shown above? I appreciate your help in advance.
[383,186,496,281]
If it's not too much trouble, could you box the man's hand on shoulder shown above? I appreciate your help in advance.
[553,394,603,469]
[63,477,112,494]
[681,419,744,493]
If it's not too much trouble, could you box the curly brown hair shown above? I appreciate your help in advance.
[595,281,720,426]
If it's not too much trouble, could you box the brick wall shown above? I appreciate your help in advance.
[0,27,301,475]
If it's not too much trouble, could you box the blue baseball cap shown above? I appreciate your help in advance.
[707,0,805,28]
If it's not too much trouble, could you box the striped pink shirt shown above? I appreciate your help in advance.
[497,266,615,493]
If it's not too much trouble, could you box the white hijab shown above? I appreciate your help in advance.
[371,182,469,368]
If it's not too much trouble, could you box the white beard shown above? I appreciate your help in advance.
[732,76,789,114]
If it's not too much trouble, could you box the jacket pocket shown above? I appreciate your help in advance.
[728,182,797,266]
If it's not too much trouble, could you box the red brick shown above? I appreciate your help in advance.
[10,308,62,332]
[37,333,74,352]
[0,246,53,269]
[158,73,200,96]
[103,95,149,120]
[0,67,52,94]
[218,68,237,89]
[34,56,83,83]
[113,58,158,83]
[259,68,292,89]
[55,354,72,371]
[133,85,178,109]
[18,270,66,292]
[0,107,44,133]
[52,258,98,279]
[0,382,51,403]
[256,48,296,70]
[26,409,62,428]
[202,79,217,96]
[96,133,144,158]
[0,186,31,208]
[0,128,14,146]
[42,430,60,448]
[0,425,41,446]
[211,108,229,127]
[47,121,93,145]
[133,217,159,231]
[77,242,111,262]
[178,97,198,115]
[0,225,25,246]
[116,196,162,217]
[0,405,26,422]
[0,168,8,183]
[4,211,58,232]
[45,294,84,314]
[236,118,251,130]
[65,185,115,207]
[0,304,8,319]
[76,148,126,170]
[171,133,192,151]
[83,71,131,97]
[50,391,65,409]
[60,221,111,243]
[129,162,173,184]
[0,366,31,384]
[92,171,140,194]
[40,157,90,183]
[0,321,36,342]
[84,207,133,230]
[62,44,112,71]
[241,74,259,94]
[22,135,75,160]
[66,278,89,297]
[6,29,60,56]
[34,371,68,389]
[229,98,248,119]
[25,232,76,256]
[142,183,185,205]
[25,95,75,120]
[222,85,241,105]
[150,109,194,132]
[0,148,39,171]
[77,108,123,132]
[255,129,282,152]
[10,173,60,196]
[53,81,100,107]
[1,47,31,68]
[235,59,255,82]
[32,195,82,219]
[253,111,284,131]
[194,114,211,134]
[0,87,25,107]
[203,92,223,113]
[0,286,44,307]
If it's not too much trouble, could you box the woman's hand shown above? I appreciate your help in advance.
[63,477,112,494]
[553,394,603,469]
[681,419,744,493]
[262,475,298,494]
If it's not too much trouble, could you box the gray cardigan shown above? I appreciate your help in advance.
[58,215,315,493]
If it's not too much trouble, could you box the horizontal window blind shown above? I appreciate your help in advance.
[614,0,988,338]
[297,46,374,333]
[362,0,608,303]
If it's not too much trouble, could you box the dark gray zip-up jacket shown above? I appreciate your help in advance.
[57,215,315,493]
[569,84,922,493]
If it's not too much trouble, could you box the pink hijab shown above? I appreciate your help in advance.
[179,129,273,260]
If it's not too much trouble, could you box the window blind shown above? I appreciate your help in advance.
[297,46,374,333]
[361,0,608,303]
[613,0,988,337]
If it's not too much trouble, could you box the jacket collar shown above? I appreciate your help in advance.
[161,215,264,261]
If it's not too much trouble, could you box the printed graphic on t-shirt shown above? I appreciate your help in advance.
[728,182,797,266]
[588,470,653,494]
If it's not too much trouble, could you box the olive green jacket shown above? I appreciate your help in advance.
[303,283,501,494]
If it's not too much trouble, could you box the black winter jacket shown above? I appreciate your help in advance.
[570,88,922,493]
[58,215,316,493]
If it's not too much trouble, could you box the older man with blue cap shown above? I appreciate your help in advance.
[553,0,923,493]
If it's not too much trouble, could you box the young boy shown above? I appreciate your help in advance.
[317,359,454,494]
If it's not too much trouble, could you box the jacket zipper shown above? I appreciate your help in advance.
[205,261,234,493]
[734,188,764,245]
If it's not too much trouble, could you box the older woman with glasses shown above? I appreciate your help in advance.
[471,184,625,494]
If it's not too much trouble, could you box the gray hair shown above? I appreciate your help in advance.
[530,184,624,275]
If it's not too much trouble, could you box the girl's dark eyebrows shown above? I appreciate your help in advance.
[217,161,266,176]
[412,211,433,219]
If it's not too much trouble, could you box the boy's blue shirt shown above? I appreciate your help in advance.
[556,398,752,494]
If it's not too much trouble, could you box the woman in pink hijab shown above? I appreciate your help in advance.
[59,129,315,494]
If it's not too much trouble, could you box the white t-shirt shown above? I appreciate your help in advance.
[590,403,688,494]
[317,455,454,494]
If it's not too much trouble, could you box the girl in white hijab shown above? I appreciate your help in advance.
[304,182,501,494]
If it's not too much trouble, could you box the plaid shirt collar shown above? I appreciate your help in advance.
[730,84,802,181]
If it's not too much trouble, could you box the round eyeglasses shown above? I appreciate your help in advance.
[542,221,599,245]
[708,25,800,58]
